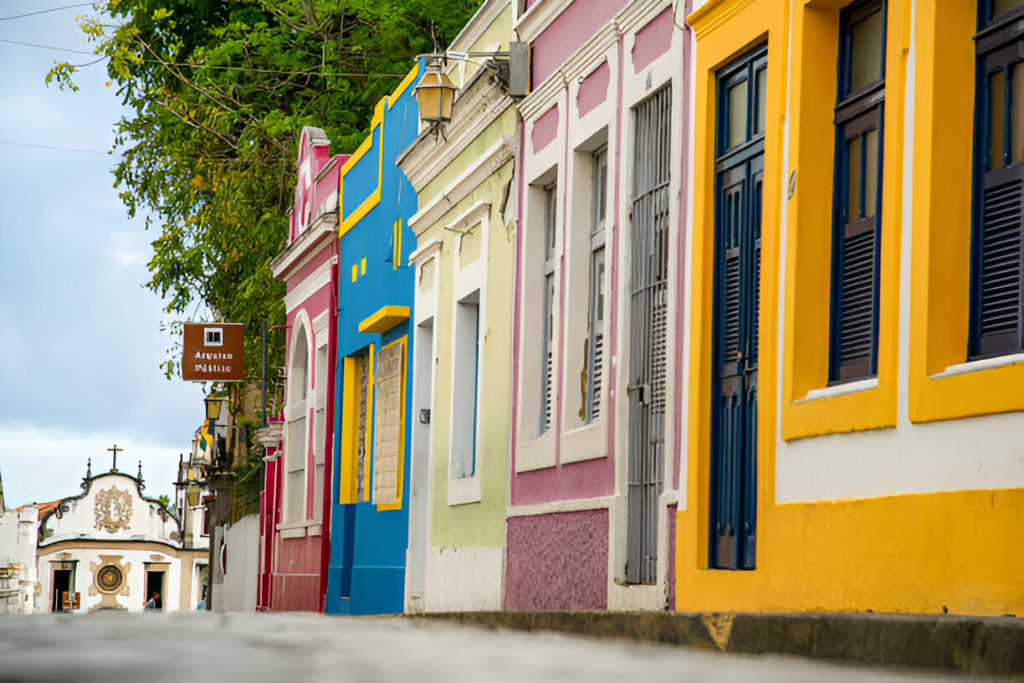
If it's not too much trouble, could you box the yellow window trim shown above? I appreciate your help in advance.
[358,305,411,335]
[339,99,386,238]
[374,336,407,512]
[908,0,1024,422]
[338,345,375,505]
[683,0,788,575]
[364,344,374,503]
[779,0,909,440]
[338,356,357,504]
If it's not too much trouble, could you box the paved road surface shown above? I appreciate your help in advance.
[0,612,944,682]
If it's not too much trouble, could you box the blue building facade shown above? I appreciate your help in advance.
[326,64,421,615]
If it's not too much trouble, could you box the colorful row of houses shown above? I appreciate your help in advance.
[255,0,1024,617]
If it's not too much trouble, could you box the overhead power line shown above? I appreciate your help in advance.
[0,3,94,22]
[0,138,106,155]
[0,37,93,54]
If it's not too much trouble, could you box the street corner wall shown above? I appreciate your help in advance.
[220,513,259,613]
[505,509,608,610]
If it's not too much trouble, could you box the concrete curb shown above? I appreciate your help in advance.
[411,611,1024,676]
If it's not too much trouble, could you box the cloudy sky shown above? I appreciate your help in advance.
[0,2,206,507]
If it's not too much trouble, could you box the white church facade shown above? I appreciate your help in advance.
[1,448,209,613]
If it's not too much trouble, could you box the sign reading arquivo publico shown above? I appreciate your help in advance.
[182,323,244,381]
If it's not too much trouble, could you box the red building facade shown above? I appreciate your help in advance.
[258,127,346,612]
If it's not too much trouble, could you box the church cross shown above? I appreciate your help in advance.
[107,444,122,472]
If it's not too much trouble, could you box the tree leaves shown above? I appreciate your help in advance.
[47,0,479,413]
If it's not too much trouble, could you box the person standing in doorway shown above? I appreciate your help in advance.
[144,592,160,610]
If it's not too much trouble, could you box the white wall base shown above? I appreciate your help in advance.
[424,545,504,612]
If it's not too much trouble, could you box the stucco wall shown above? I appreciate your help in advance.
[220,514,259,612]
[504,509,608,610]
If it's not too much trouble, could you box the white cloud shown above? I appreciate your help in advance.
[0,422,195,509]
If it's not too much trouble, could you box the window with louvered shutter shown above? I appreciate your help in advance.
[540,184,557,435]
[829,0,886,383]
[971,1,1024,358]
[585,148,607,424]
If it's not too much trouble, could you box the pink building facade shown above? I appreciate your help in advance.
[259,127,346,612]
[507,0,690,610]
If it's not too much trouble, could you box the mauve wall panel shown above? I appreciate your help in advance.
[505,509,608,610]
[530,0,625,86]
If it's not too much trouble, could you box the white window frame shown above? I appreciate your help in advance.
[515,165,561,473]
[448,202,489,506]
[311,331,329,527]
[282,315,311,526]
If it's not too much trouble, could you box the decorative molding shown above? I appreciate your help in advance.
[283,259,333,314]
[686,0,757,39]
[447,0,511,56]
[448,475,482,507]
[94,486,133,534]
[270,215,337,280]
[517,0,671,120]
[408,238,444,266]
[506,494,614,518]
[398,73,515,193]
[513,0,566,44]
[408,137,516,236]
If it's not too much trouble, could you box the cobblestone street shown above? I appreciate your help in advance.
[0,612,942,682]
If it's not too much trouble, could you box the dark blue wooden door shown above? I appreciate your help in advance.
[710,46,766,571]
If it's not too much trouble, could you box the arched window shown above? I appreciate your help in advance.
[284,323,310,523]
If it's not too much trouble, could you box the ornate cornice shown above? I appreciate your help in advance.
[517,0,673,120]
[686,0,756,39]
[269,213,337,280]
[398,69,514,193]
[407,135,516,237]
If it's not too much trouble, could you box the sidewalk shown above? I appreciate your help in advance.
[414,610,1024,676]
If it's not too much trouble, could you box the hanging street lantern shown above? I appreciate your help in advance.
[414,58,458,125]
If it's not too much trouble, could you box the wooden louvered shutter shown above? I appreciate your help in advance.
[972,7,1024,358]
[830,0,885,382]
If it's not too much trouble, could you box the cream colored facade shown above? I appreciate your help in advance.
[399,0,518,613]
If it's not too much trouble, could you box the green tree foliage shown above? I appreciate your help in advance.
[48,0,478,401]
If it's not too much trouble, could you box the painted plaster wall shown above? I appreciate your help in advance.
[220,513,259,613]
[505,509,608,610]
[509,0,685,611]
[326,65,421,616]
[40,473,179,546]
[423,546,504,611]
[527,0,624,86]
[676,0,1023,617]
[419,115,517,550]
[400,1,518,613]
[0,506,39,613]
[37,545,184,613]
[266,127,345,613]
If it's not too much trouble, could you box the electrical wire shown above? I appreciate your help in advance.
[0,138,106,155]
[0,37,93,54]
[0,3,94,22]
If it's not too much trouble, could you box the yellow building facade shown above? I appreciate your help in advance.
[677,0,1023,616]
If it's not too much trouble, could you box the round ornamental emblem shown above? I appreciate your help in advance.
[94,486,133,533]
[97,565,123,593]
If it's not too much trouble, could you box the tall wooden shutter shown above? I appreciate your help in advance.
[972,7,1024,357]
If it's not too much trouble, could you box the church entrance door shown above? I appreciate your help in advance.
[146,571,165,610]
[51,570,70,612]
